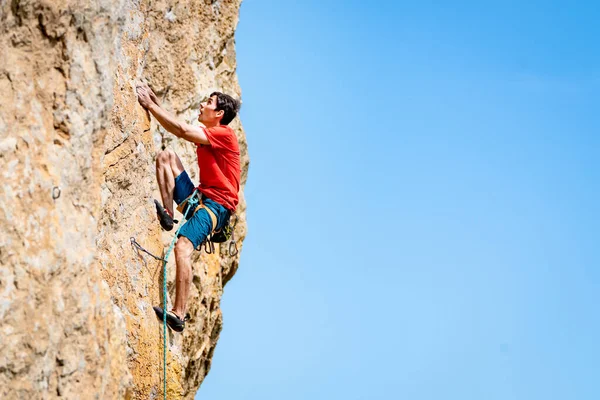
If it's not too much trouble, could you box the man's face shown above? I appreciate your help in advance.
[198,95,223,125]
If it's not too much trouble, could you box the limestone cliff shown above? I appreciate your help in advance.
[0,0,248,398]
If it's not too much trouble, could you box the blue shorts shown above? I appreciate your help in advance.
[173,171,230,249]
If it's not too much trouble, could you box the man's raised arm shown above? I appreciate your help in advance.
[136,83,209,145]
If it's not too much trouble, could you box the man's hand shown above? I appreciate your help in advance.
[145,82,162,106]
[136,82,161,109]
[136,85,153,109]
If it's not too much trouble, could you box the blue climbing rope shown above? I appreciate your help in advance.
[159,190,198,400]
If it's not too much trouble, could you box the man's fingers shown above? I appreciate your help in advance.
[136,82,151,91]
[136,87,148,97]
[135,82,157,110]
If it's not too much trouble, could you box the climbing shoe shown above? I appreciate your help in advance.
[153,306,188,332]
[154,200,178,231]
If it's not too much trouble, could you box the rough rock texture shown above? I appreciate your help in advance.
[0,1,248,399]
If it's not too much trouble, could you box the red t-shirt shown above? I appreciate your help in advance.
[196,125,240,212]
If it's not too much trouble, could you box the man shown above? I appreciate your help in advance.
[136,82,241,332]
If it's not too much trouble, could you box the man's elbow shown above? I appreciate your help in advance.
[182,126,209,145]
[177,128,199,144]
[173,127,186,138]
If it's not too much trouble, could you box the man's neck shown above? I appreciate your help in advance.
[202,121,221,129]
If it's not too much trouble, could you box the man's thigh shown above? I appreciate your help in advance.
[173,171,196,205]
[178,208,213,249]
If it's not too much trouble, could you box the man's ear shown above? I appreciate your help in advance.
[216,110,224,120]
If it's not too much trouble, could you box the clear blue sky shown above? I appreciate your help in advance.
[198,1,599,399]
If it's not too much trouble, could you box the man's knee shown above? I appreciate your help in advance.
[156,148,176,167]
[175,236,194,259]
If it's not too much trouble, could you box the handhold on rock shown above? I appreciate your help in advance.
[52,186,61,200]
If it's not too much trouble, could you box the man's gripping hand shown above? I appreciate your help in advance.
[136,82,161,109]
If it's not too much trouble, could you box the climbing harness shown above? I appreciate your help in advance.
[176,192,217,226]
[210,214,234,243]
[178,191,239,256]
[211,214,239,256]
[129,190,239,399]
[198,213,238,256]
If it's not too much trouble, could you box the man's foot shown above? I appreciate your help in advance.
[153,306,188,332]
[154,200,178,231]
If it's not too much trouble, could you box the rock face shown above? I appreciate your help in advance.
[0,1,248,398]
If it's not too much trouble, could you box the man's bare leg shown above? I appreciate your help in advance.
[172,236,194,318]
[155,148,185,215]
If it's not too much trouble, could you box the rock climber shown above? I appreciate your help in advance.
[136,82,241,332]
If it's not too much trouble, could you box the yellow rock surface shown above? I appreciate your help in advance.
[0,1,247,398]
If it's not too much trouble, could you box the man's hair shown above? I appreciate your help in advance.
[211,91,241,125]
